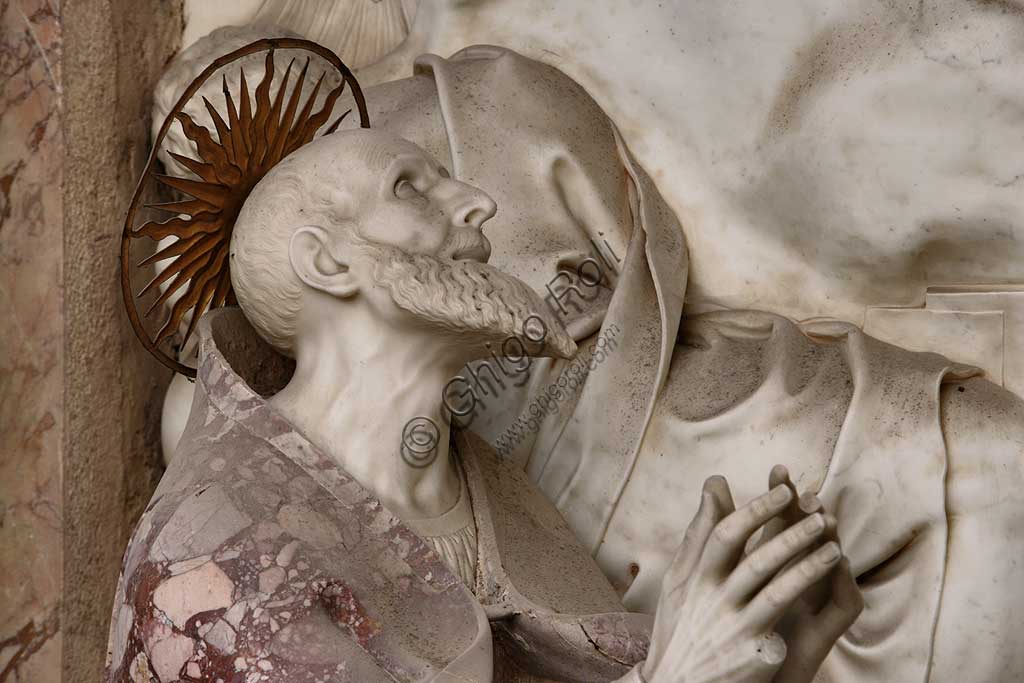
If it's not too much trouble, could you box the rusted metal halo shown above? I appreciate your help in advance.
[121,37,370,377]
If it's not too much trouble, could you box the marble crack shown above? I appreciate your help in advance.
[16,4,59,94]
[579,621,633,668]
[0,607,59,681]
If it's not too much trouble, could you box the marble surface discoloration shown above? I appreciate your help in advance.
[183,0,1024,327]
[152,560,234,630]
[106,308,651,682]
[143,29,1024,679]
[867,286,1024,398]
[151,484,253,563]
[0,0,62,680]
[562,307,1024,682]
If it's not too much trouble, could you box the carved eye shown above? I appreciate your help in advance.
[394,178,420,200]
[438,167,451,179]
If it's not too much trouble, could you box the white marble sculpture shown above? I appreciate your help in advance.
[107,128,861,682]
[147,15,1024,683]
[178,0,1024,386]
[328,43,1024,683]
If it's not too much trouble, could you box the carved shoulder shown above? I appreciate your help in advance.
[940,376,1024,517]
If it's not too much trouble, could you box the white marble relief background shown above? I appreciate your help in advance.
[181,0,1024,397]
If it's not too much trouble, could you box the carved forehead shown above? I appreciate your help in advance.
[291,129,437,176]
[349,133,432,172]
[242,129,443,223]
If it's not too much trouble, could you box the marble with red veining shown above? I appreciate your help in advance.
[0,0,63,680]
[104,309,650,681]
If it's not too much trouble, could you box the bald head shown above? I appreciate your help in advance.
[230,128,573,361]
[231,130,428,353]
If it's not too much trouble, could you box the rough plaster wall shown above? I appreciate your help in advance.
[61,0,182,680]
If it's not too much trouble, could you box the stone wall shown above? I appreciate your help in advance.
[0,0,182,680]
[63,2,183,679]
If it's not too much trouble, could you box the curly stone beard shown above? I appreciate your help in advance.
[364,242,577,360]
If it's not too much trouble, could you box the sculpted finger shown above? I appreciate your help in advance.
[664,488,720,590]
[798,493,824,516]
[651,483,734,668]
[746,542,842,631]
[769,464,791,490]
[771,560,863,683]
[704,474,736,516]
[822,513,839,544]
[795,512,841,613]
[770,495,828,575]
[724,513,826,603]
[758,466,801,547]
[798,573,862,664]
[821,558,864,631]
[704,485,793,574]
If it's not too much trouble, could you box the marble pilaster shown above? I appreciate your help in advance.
[0,0,63,679]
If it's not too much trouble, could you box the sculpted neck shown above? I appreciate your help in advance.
[270,312,463,521]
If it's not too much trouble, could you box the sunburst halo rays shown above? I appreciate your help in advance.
[132,46,355,350]
[122,37,369,377]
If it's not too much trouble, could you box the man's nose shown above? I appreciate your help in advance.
[442,179,497,230]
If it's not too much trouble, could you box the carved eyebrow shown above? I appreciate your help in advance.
[386,154,432,177]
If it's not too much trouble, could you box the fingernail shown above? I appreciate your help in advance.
[770,484,791,504]
[703,475,725,492]
[798,493,823,514]
[802,513,825,535]
[818,541,841,563]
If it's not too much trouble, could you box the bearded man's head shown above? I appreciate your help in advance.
[230,129,576,362]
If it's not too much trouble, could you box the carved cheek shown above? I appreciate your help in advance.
[406,225,443,255]
[408,208,451,255]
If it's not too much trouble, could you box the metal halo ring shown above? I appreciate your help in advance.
[120,37,370,377]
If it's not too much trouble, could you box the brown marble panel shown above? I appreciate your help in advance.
[0,0,63,680]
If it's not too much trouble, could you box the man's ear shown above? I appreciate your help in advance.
[289,226,360,298]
